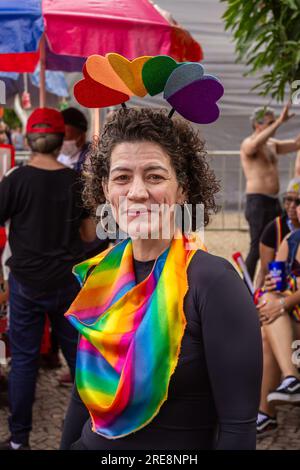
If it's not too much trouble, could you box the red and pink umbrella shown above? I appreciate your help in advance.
[0,0,202,106]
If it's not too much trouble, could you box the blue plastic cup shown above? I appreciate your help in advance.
[268,261,287,291]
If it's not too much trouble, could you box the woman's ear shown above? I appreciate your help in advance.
[102,179,109,202]
[177,186,187,205]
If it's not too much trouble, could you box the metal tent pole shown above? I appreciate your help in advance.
[39,34,46,108]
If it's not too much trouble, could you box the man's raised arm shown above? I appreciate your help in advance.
[242,103,294,156]
[272,134,300,154]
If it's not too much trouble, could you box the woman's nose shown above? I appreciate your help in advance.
[127,177,148,200]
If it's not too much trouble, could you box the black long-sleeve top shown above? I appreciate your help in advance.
[61,249,263,450]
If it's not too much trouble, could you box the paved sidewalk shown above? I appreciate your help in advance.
[0,365,299,450]
[257,405,300,450]
[0,366,71,450]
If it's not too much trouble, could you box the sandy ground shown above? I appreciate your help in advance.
[197,211,250,273]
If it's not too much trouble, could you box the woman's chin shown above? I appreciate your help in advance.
[121,221,162,240]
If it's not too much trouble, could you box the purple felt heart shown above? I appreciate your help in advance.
[166,76,224,124]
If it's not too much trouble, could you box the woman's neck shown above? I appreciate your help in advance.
[131,237,172,261]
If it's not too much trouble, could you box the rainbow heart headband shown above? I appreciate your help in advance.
[74,53,224,124]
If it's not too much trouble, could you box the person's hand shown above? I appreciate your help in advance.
[257,295,286,325]
[263,273,277,291]
[278,102,295,124]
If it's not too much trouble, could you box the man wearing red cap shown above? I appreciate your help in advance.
[0,108,96,450]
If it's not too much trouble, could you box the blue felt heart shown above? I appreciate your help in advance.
[164,63,204,99]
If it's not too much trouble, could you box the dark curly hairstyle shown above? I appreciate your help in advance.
[83,107,220,229]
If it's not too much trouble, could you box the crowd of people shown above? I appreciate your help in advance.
[0,120,25,150]
[0,107,110,449]
[0,102,299,450]
[241,104,300,437]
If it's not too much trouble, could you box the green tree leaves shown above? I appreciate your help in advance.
[222,0,300,101]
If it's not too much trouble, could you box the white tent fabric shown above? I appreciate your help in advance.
[134,0,299,209]
[9,0,297,209]
[141,0,300,151]
[64,0,300,157]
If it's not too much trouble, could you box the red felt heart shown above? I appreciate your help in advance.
[74,74,129,108]
[83,64,89,78]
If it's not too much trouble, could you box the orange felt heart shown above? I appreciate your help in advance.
[86,55,133,96]
[106,53,152,97]
[74,75,129,109]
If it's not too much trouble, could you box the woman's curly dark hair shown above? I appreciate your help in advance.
[83,107,220,229]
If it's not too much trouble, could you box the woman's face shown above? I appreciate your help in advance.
[284,191,300,221]
[103,141,185,239]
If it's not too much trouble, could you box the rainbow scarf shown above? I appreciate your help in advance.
[65,231,204,439]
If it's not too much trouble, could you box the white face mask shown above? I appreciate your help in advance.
[61,140,79,158]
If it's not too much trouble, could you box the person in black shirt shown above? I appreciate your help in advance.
[0,108,96,450]
[61,251,262,451]
[54,108,109,384]
[60,107,262,450]
[256,229,300,437]
[256,178,300,290]
[58,107,110,259]
[256,179,300,436]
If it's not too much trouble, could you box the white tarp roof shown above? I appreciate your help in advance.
[145,0,300,151]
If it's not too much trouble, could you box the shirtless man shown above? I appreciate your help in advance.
[241,103,300,280]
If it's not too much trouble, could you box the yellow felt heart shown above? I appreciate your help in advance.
[86,55,134,96]
[107,53,152,97]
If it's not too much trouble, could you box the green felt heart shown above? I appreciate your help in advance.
[142,56,182,96]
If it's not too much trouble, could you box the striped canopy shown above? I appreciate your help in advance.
[0,0,202,73]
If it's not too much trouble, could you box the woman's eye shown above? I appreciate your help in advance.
[114,175,130,182]
[148,174,164,181]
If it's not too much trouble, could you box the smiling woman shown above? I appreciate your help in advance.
[104,140,183,242]
[83,108,219,231]
[61,107,262,451]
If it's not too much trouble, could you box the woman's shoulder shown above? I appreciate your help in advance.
[187,249,237,290]
[186,250,254,318]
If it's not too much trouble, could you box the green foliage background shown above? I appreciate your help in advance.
[3,109,21,129]
[222,0,300,101]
